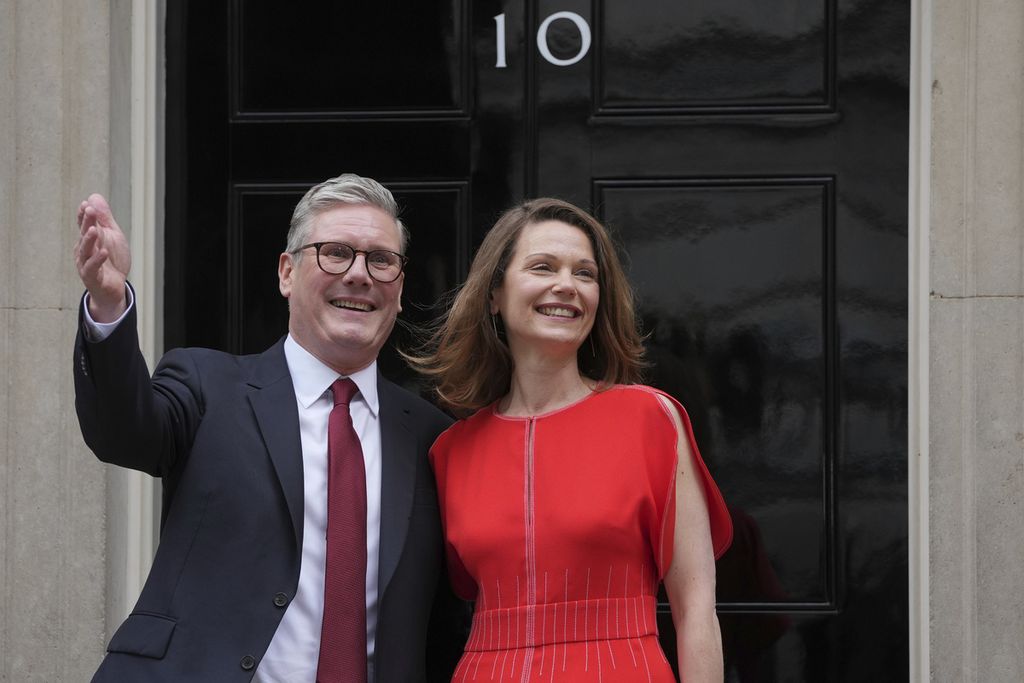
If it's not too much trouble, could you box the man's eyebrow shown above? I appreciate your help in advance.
[317,239,401,252]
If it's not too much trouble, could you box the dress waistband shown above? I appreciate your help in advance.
[465,595,660,652]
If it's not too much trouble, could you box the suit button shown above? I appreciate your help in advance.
[273,592,289,608]
[240,655,256,671]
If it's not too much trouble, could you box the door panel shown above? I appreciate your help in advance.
[597,0,832,112]
[599,178,835,608]
[166,1,908,679]
[235,2,467,115]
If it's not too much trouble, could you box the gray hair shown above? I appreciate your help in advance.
[286,173,409,255]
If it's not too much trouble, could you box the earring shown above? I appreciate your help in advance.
[491,314,500,339]
[589,335,596,358]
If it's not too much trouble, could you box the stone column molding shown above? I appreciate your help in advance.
[0,1,161,680]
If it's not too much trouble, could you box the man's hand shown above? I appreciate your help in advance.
[75,194,131,323]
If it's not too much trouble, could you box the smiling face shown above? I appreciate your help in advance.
[490,220,599,360]
[278,203,404,374]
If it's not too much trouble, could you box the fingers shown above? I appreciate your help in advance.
[77,193,119,235]
[75,226,101,276]
[78,202,97,236]
[87,193,116,229]
[79,245,109,284]
[75,194,131,293]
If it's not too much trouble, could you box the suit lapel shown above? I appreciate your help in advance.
[245,354,418,588]
[247,339,304,551]
[377,375,417,598]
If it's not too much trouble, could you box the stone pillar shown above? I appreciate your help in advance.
[0,1,143,679]
[930,0,1024,679]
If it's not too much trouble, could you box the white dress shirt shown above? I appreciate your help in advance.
[82,293,383,683]
[254,336,382,683]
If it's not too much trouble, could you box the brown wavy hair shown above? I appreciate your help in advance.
[407,197,644,414]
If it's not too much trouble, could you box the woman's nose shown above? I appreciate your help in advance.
[551,270,576,295]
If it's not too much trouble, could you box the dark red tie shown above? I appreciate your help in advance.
[316,378,367,683]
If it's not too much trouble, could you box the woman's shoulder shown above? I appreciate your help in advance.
[430,403,499,453]
[598,383,678,408]
[594,383,690,427]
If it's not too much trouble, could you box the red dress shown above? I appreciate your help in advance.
[431,385,733,682]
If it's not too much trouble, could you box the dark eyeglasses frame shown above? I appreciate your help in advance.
[293,242,408,283]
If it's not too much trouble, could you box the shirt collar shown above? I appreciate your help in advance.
[283,335,380,417]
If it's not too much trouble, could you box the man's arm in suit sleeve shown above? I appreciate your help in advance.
[419,408,473,681]
[74,285,204,478]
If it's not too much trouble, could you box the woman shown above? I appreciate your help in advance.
[412,198,733,681]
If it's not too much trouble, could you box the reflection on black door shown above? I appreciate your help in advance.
[166,1,908,680]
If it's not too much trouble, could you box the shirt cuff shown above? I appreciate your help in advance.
[82,285,135,342]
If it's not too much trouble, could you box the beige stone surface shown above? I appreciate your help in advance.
[5,310,107,681]
[2,0,115,680]
[1,1,12,674]
[930,0,1024,679]
[972,1,1024,296]
[61,0,113,310]
[932,0,1024,299]
[12,1,65,310]
[928,297,967,680]
[972,298,1024,681]
[929,298,1024,682]
[930,0,970,298]
[1,0,12,311]
[0,307,9,676]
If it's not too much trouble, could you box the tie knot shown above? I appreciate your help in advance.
[330,378,359,407]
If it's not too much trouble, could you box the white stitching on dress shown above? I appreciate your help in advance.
[516,575,521,649]
[562,569,569,672]
[501,580,511,679]
[640,636,653,683]
[550,575,557,682]
[538,572,548,676]
[605,566,617,669]
[518,419,536,683]
[632,595,641,644]
[640,566,647,639]
[584,567,591,671]
[624,564,638,668]
[573,597,579,641]
[492,579,502,680]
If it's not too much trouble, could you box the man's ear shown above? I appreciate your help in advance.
[395,272,404,314]
[278,252,294,298]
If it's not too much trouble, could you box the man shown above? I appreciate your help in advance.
[73,174,457,682]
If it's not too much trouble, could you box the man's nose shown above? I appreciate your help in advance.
[343,252,373,284]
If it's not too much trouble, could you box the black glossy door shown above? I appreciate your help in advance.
[166,1,908,680]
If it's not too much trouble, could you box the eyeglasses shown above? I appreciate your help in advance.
[293,242,408,283]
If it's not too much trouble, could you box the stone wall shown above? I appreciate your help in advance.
[1,1,112,680]
[930,0,1024,679]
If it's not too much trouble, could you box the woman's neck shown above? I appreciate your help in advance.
[499,352,594,417]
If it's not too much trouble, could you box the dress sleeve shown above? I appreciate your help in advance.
[429,426,479,601]
[645,388,733,578]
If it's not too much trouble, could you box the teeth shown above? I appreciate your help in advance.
[538,306,577,318]
[331,300,372,312]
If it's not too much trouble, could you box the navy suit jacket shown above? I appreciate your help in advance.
[74,301,457,682]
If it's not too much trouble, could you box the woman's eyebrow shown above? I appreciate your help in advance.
[523,252,598,267]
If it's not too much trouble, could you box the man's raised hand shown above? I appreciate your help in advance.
[75,194,131,323]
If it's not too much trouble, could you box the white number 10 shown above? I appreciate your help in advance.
[494,12,592,68]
